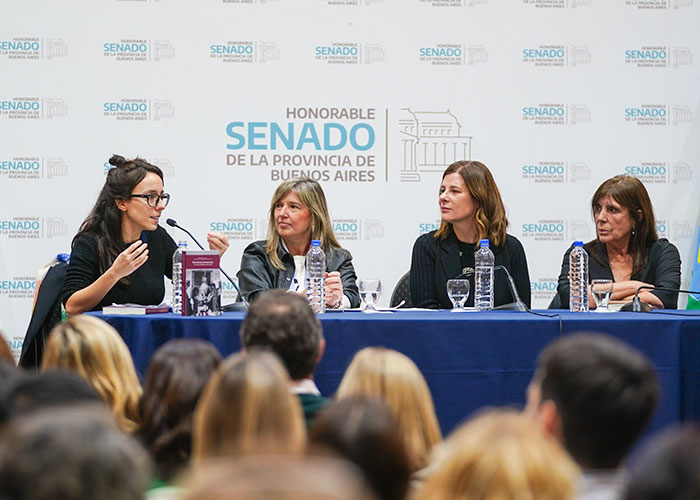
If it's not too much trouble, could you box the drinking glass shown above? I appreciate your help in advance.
[446,279,470,312]
[359,278,382,313]
[591,279,614,312]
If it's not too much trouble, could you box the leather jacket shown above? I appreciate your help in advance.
[237,240,361,307]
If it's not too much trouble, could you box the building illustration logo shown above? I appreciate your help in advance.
[398,108,472,182]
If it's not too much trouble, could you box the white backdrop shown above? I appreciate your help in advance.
[2,0,699,359]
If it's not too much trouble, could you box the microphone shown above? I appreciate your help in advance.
[457,267,474,279]
[166,218,248,311]
[619,285,700,312]
[493,265,528,312]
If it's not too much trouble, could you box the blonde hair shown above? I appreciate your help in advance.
[266,178,340,269]
[336,347,442,471]
[434,160,508,247]
[41,315,142,433]
[192,351,306,460]
[415,409,579,500]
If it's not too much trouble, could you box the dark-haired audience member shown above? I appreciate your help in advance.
[62,154,228,315]
[525,333,659,500]
[239,289,329,426]
[623,425,700,500]
[336,347,442,474]
[0,371,100,428]
[0,406,151,500]
[42,315,143,433]
[192,351,306,460]
[414,409,579,500]
[309,398,412,500]
[138,338,222,486]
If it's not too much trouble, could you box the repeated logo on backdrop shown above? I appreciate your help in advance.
[314,43,384,65]
[625,0,693,10]
[0,157,68,180]
[103,40,174,62]
[523,0,590,8]
[522,104,591,125]
[0,217,68,240]
[522,45,591,67]
[419,0,489,7]
[624,105,693,126]
[624,162,694,184]
[521,220,592,242]
[0,98,67,120]
[624,46,693,68]
[0,37,68,60]
[103,99,175,121]
[521,162,591,184]
[210,41,280,63]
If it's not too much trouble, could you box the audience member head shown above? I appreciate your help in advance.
[335,347,442,471]
[525,333,659,469]
[0,405,151,500]
[193,351,306,460]
[41,314,143,432]
[182,455,375,500]
[240,289,323,381]
[138,338,222,481]
[0,333,13,364]
[309,398,411,500]
[0,371,101,427]
[623,425,700,500]
[414,409,579,500]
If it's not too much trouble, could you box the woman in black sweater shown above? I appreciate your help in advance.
[62,155,228,314]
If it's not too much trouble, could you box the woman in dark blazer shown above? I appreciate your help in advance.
[410,161,531,309]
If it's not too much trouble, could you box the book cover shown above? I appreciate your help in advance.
[182,251,222,316]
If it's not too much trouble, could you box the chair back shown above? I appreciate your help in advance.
[390,272,412,308]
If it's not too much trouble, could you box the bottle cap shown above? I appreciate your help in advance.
[178,240,187,247]
[479,239,490,247]
[573,241,583,247]
[311,240,321,247]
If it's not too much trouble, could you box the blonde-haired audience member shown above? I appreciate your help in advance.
[192,351,306,460]
[0,331,13,364]
[414,409,580,500]
[41,314,142,432]
[335,347,442,472]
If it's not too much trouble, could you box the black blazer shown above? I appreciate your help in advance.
[410,230,531,309]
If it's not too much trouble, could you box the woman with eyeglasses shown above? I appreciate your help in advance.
[62,155,229,315]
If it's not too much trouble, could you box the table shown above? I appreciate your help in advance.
[95,309,700,436]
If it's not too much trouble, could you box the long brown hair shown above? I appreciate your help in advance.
[589,175,658,274]
[265,178,340,269]
[434,161,508,247]
[74,154,163,285]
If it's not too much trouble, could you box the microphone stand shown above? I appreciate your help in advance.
[620,285,700,312]
[166,218,248,311]
[493,265,529,311]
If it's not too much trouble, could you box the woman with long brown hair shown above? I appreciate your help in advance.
[410,160,530,309]
[553,175,681,309]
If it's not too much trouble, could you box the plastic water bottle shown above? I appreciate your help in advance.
[172,241,187,314]
[306,240,326,314]
[569,241,589,312]
[474,239,495,311]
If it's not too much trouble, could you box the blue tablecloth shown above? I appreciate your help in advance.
[94,309,700,435]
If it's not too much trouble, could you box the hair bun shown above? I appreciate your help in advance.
[109,154,126,167]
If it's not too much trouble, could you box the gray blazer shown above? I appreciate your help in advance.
[237,240,361,307]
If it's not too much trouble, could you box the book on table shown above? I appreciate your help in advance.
[182,250,222,316]
[102,303,171,315]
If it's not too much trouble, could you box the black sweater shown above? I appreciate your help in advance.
[62,226,177,310]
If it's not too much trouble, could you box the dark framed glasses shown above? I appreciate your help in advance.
[130,192,171,207]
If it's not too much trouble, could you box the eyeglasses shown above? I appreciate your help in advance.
[130,192,171,207]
